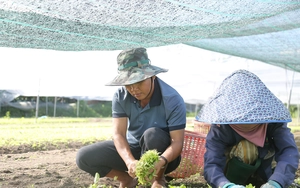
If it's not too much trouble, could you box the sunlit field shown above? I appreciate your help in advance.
[0,117,195,148]
[0,117,299,148]
[0,118,114,148]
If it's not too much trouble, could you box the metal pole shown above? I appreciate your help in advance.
[287,71,295,110]
[46,96,48,115]
[35,95,40,120]
[54,96,57,117]
[35,79,40,122]
[77,98,80,117]
[297,101,300,123]
[0,91,2,114]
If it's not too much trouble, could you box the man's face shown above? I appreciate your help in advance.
[125,77,153,100]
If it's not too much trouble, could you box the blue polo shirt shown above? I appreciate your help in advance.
[112,77,186,147]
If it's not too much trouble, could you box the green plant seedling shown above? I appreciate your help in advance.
[245,183,255,188]
[136,149,160,186]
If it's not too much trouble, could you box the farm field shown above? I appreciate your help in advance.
[0,118,300,188]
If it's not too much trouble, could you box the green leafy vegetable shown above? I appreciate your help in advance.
[168,185,187,188]
[136,149,160,186]
[89,173,100,188]
[245,184,255,188]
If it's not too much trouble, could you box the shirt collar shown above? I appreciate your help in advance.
[149,78,162,107]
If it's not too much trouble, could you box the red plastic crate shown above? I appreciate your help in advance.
[167,130,206,178]
[193,120,211,135]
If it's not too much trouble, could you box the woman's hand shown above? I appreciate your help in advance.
[260,180,281,188]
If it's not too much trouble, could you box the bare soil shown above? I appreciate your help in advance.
[1,133,300,188]
[0,142,124,188]
[0,142,206,188]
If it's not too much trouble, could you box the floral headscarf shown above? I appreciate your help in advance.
[196,69,291,124]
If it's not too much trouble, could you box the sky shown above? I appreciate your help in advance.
[1,44,300,104]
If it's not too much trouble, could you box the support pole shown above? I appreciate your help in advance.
[35,79,40,122]
[287,71,295,110]
[77,98,80,117]
[46,96,48,115]
[54,96,57,117]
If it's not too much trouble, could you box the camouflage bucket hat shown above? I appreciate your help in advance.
[106,47,168,86]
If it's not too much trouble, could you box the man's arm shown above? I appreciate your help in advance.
[152,129,185,174]
[161,129,184,163]
[112,117,137,177]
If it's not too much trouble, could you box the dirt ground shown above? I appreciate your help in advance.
[1,133,300,188]
[0,144,120,188]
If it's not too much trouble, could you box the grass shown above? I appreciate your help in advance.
[0,117,114,148]
[0,117,195,148]
[0,117,299,149]
[290,124,300,132]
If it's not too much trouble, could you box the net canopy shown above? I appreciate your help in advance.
[0,0,300,72]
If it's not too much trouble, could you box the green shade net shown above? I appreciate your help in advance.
[0,0,300,71]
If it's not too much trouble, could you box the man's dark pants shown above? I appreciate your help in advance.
[76,127,181,177]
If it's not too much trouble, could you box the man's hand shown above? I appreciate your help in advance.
[153,156,167,177]
[127,160,138,178]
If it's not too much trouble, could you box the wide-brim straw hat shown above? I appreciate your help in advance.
[106,47,168,86]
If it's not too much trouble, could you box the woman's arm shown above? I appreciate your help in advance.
[268,123,299,187]
[204,125,236,188]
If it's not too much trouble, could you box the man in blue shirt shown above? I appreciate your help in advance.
[76,47,186,188]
